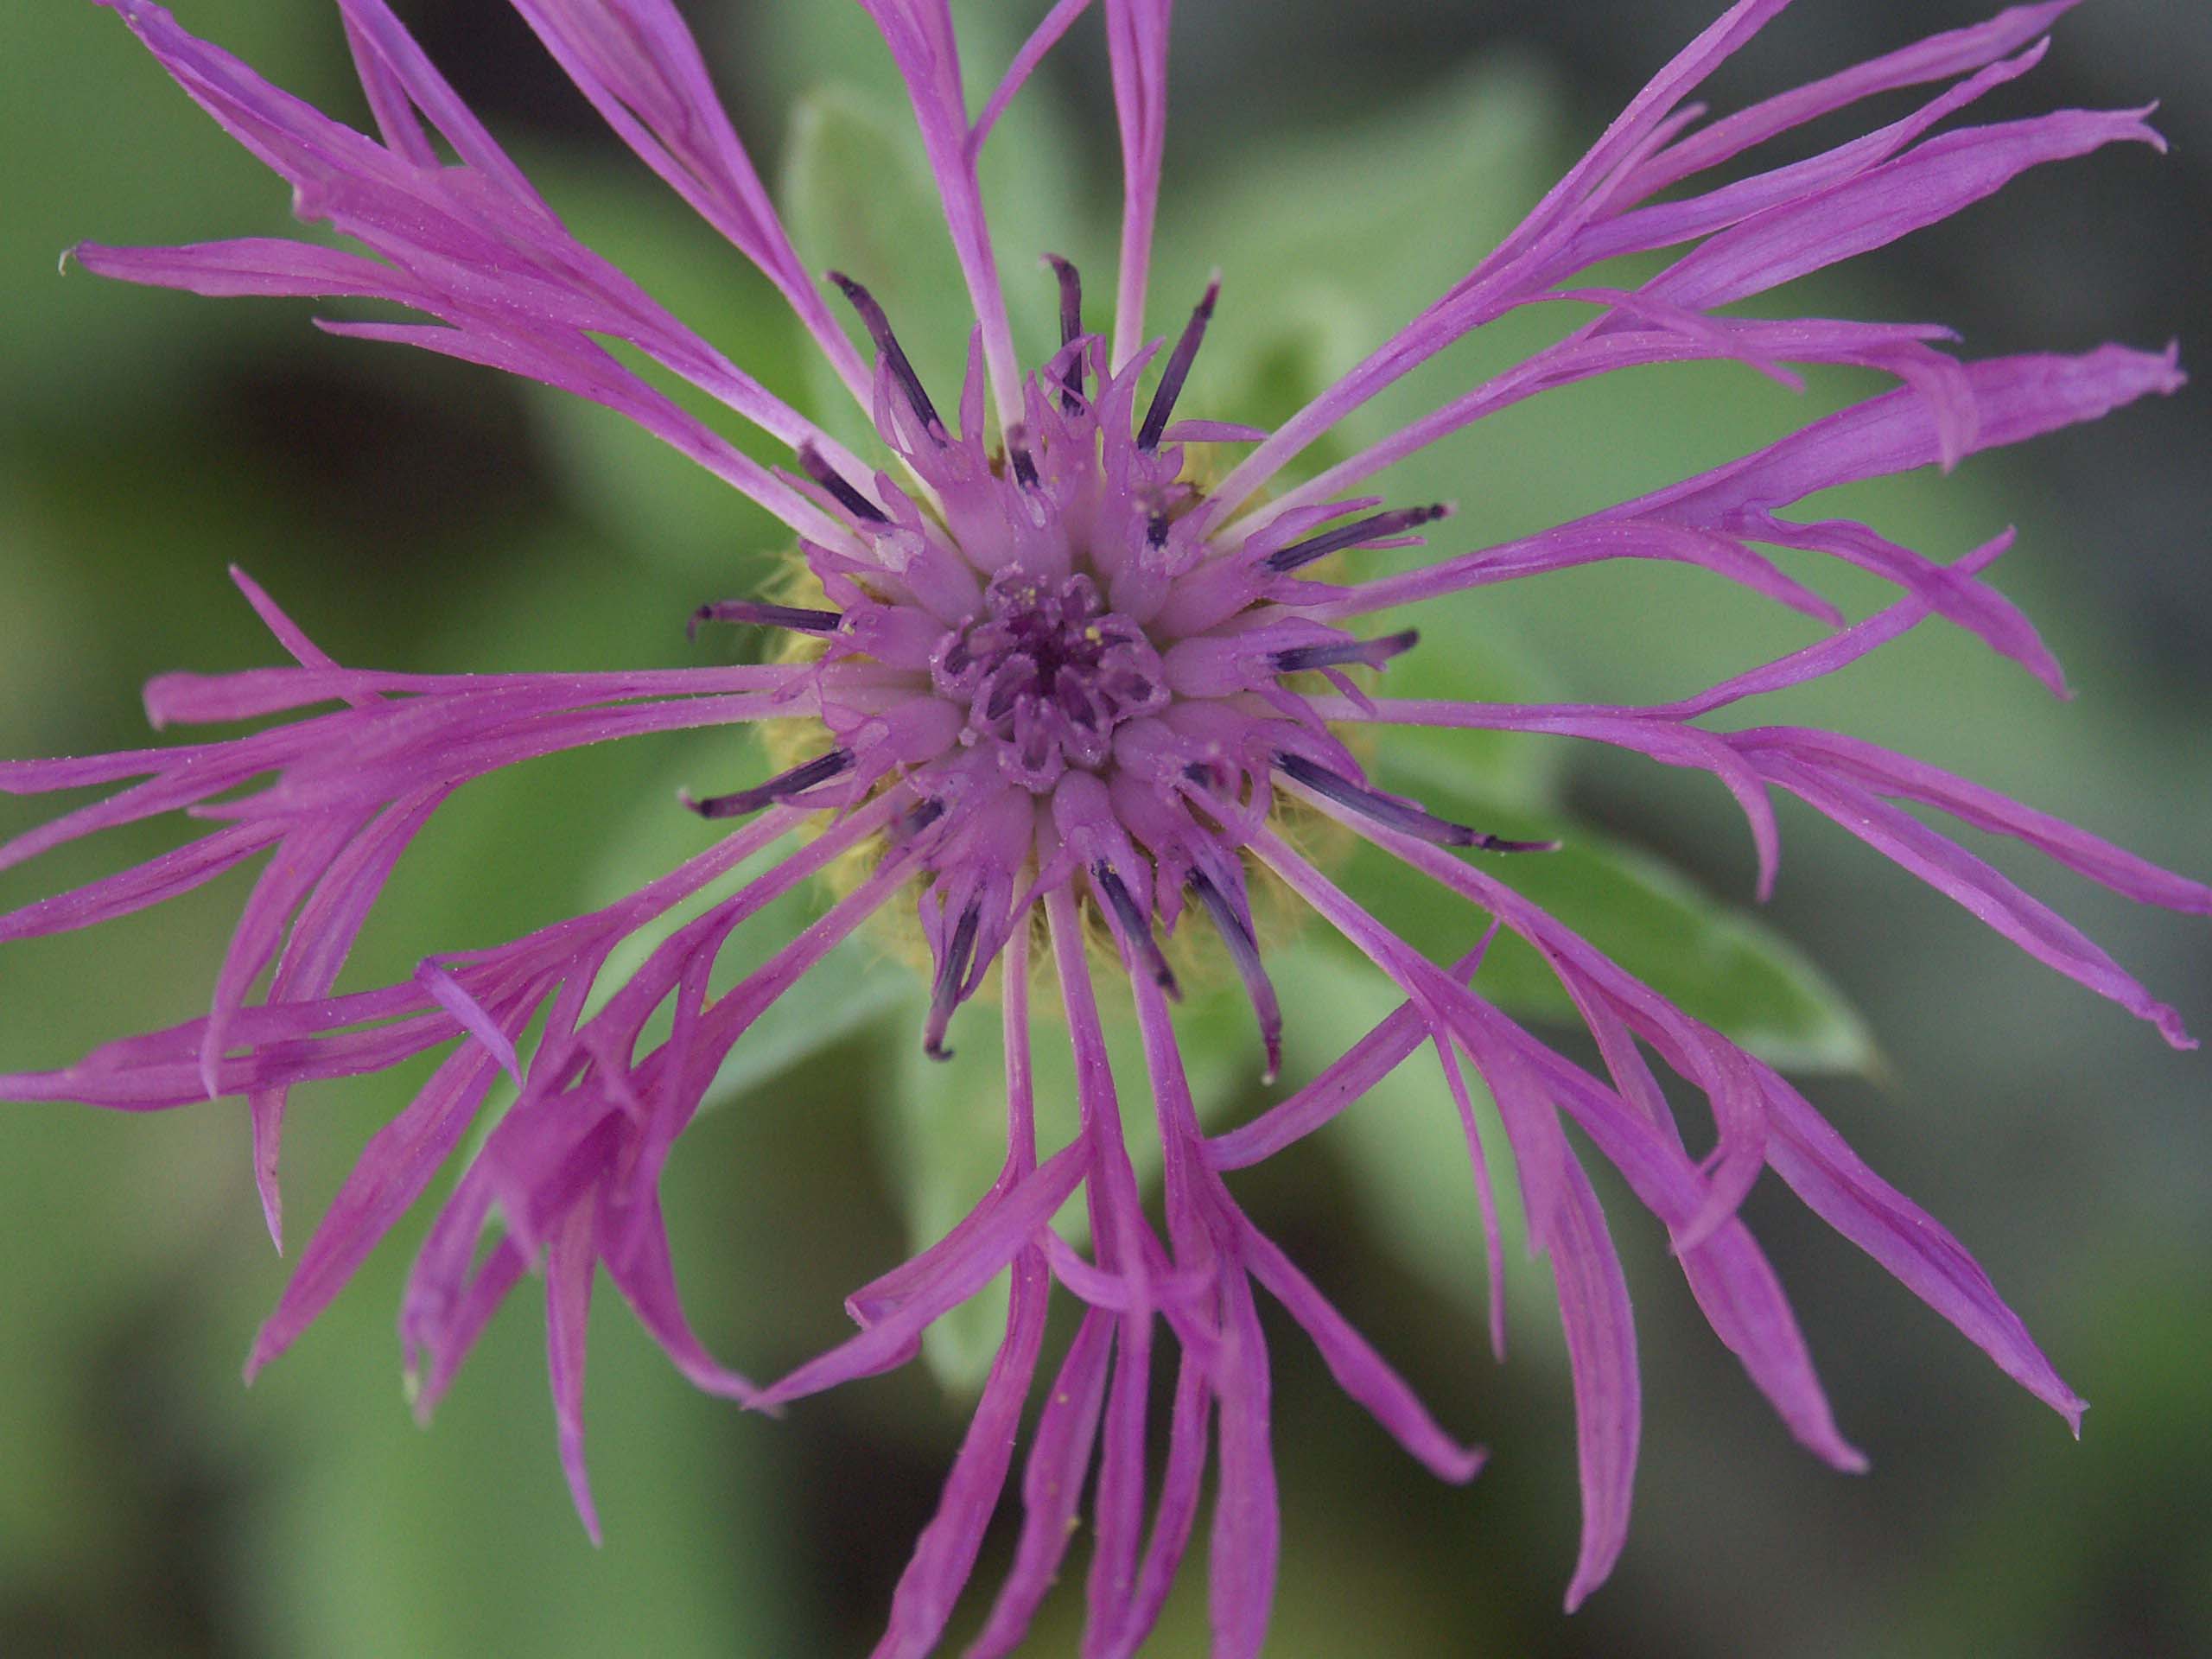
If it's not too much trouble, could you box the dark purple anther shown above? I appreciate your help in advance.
[1273,628,1420,674]
[892,796,948,845]
[1044,253,1084,411]
[689,600,843,641]
[829,270,945,441]
[924,900,982,1059]
[1007,428,1041,488]
[985,666,1029,723]
[1188,868,1283,1082]
[1046,254,1084,349]
[1090,861,1180,998]
[1274,752,1558,853]
[1264,503,1452,574]
[941,572,1170,790]
[1136,275,1220,451]
[797,442,888,522]
[683,749,854,820]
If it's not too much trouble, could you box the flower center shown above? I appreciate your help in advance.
[682,264,1547,1071]
[934,570,1169,790]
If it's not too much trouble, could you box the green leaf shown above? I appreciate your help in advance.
[1358,605,1567,812]
[243,1250,803,1659]
[882,967,1268,1392]
[510,146,809,579]
[779,85,974,457]
[7,3,339,414]
[1154,54,1570,448]
[569,742,915,1113]
[879,985,1027,1390]
[1255,941,1540,1321]
[775,10,1085,443]
[1346,741,1876,1074]
[1178,277,1379,459]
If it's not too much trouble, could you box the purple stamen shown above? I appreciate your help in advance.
[924,900,982,1060]
[1188,868,1282,1082]
[797,442,888,522]
[891,796,948,845]
[1007,427,1041,488]
[1264,504,1452,575]
[1091,861,1180,997]
[829,270,945,440]
[1274,628,1420,675]
[688,601,843,641]
[1045,253,1084,410]
[683,749,854,820]
[1135,275,1220,452]
[948,573,1170,790]
[986,675,1025,722]
[1274,752,1558,853]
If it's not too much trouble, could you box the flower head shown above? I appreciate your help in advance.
[4,0,2203,1652]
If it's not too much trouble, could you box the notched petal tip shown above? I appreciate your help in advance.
[2130,101,2171,155]
[2152,1003,2198,1052]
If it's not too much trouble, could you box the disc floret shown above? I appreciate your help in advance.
[685,264,1527,1070]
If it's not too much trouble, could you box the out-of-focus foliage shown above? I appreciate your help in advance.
[1,3,2205,1657]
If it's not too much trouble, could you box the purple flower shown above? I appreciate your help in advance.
[3,0,2202,1650]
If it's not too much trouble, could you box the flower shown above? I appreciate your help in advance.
[3,0,2201,1653]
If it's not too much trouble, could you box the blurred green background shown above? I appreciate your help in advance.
[2,2,2207,1655]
